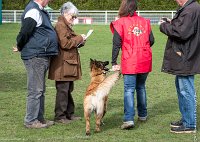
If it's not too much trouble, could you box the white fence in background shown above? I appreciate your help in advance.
[2,10,176,25]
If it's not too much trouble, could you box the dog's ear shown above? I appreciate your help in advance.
[90,58,95,64]
[90,58,94,69]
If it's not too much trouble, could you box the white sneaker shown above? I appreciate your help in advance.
[121,121,134,130]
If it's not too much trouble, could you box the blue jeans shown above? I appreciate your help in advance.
[123,73,148,122]
[175,75,196,128]
[23,57,50,124]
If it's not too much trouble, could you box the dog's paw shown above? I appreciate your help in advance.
[95,128,101,133]
[86,131,91,136]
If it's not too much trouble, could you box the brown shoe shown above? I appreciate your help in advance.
[55,119,72,124]
[25,120,48,129]
[69,115,82,121]
[40,120,55,126]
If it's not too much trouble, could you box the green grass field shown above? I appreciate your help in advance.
[0,24,199,142]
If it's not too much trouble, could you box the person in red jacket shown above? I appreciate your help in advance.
[110,0,154,129]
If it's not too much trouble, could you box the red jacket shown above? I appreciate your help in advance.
[110,14,152,74]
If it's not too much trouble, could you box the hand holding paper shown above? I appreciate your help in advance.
[85,29,93,39]
[81,34,86,40]
[77,29,94,48]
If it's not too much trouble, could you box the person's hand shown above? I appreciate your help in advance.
[81,40,86,45]
[158,19,165,25]
[158,17,171,25]
[81,34,86,41]
[111,64,121,71]
[164,17,171,23]
[13,46,19,52]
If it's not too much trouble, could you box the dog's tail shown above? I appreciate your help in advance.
[95,71,121,97]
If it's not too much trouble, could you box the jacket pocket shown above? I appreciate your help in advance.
[63,60,78,77]
[169,49,184,71]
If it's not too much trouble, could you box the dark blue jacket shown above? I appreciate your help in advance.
[20,1,58,59]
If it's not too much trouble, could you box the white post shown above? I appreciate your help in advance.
[105,11,107,25]
[14,10,16,23]
[137,11,140,16]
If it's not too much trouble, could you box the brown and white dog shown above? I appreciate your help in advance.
[83,58,120,135]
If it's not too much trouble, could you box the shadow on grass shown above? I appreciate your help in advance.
[0,73,26,92]
[66,89,200,134]
[102,98,179,131]
[78,97,182,133]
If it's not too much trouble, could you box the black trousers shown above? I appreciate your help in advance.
[54,81,75,120]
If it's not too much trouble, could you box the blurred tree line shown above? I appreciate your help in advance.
[2,0,200,10]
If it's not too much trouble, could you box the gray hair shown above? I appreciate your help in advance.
[60,2,78,16]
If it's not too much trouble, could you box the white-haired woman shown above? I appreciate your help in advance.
[48,2,86,124]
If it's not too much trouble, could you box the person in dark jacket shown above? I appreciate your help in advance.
[48,2,86,124]
[159,0,200,134]
[13,0,58,128]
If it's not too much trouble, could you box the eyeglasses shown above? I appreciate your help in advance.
[71,15,77,19]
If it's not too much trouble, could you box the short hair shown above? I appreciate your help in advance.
[118,0,137,18]
[60,2,78,16]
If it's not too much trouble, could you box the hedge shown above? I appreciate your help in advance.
[2,0,200,10]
